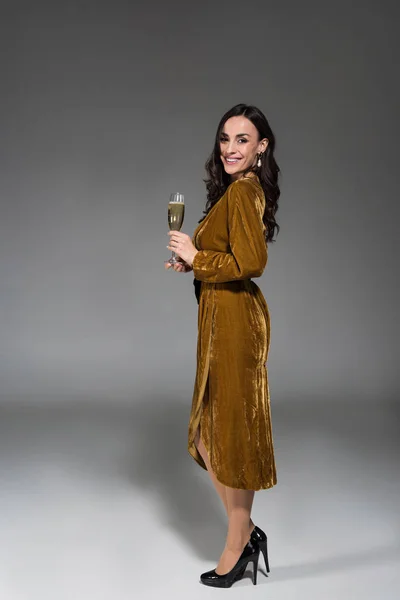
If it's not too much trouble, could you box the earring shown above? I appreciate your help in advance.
[257,152,263,168]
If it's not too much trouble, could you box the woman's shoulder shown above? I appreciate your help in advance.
[226,176,263,201]
[228,175,261,191]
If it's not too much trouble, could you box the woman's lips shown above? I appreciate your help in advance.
[224,157,241,164]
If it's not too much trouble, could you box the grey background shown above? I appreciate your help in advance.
[1,0,398,404]
[0,2,399,598]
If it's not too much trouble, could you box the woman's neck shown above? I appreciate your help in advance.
[231,172,258,182]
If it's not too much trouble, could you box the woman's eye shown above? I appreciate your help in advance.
[220,137,247,143]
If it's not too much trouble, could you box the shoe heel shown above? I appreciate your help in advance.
[251,554,259,585]
[259,539,270,573]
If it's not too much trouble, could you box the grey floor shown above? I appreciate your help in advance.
[0,394,399,600]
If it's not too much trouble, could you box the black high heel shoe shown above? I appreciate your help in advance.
[200,538,260,588]
[228,524,270,582]
[250,525,270,573]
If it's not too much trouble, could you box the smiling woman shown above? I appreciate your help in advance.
[166,103,281,588]
[219,119,267,180]
[200,104,280,246]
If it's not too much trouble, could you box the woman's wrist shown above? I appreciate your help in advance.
[188,250,199,267]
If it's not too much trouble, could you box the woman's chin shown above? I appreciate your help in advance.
[223,165,242,177]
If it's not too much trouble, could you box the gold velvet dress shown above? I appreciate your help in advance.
[187,175,277,491]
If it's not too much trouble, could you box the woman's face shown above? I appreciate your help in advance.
[219,116,268,181]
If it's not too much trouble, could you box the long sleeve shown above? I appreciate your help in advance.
[192,179,268,283]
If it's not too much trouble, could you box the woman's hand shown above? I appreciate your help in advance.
[164,259,193,273]
[166,231,198,266]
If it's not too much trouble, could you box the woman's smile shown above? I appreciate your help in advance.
[224,156,242,164]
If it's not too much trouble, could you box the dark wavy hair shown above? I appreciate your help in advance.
[199,103,280,243]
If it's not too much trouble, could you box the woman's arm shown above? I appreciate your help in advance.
[192,179,268,283]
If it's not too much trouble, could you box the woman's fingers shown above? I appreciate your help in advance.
[165,260,190,273]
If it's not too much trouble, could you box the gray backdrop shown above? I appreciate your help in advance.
[1,0,399,404]
[1,3,400,599]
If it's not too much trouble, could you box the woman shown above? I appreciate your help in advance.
[165,103,280,588]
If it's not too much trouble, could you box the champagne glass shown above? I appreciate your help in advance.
[165,192,185,265]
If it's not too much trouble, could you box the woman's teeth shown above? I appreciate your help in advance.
[226,158,241,163]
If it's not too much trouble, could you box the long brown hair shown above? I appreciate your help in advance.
[200,103,281,243]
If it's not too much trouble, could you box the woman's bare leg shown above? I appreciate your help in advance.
[215,486,255,575]
[195,426,256,574]
[194,426,229,516]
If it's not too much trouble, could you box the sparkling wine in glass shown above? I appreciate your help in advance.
[165,192,185,265]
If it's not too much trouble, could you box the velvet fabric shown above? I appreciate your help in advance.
[187,176,277,491]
